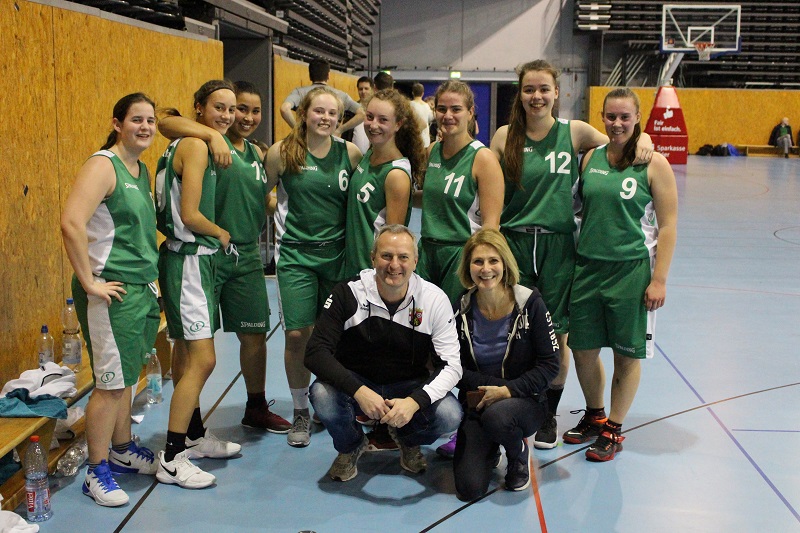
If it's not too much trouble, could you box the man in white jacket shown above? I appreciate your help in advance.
[305,225,462,482]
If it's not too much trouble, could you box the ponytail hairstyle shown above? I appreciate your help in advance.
[159,79,236,121]
[505,60,560,189]
[281,86,343,175]
[434,80,476,138]
[425,80,476,188]
[603,87,641,170]
[367,89,426,188]
[100,93,156,150]
[233,80,262,100]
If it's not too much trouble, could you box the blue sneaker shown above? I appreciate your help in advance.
[109,441,158,475]
[83,460,129,507]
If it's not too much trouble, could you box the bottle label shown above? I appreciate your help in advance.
[63,339,82,364]
[26,489,35,512]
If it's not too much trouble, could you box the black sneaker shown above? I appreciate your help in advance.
[585,430,625,462]
[563,409,607,444]
[533,414,558,449]
[505,439,531,491]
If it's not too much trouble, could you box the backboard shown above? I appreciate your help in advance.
[662,4,741,58]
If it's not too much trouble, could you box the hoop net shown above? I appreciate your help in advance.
[694,42,715,61]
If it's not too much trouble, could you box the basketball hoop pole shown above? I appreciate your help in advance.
[659,52,685,87]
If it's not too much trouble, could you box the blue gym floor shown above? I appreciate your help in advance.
[22,155,800,532]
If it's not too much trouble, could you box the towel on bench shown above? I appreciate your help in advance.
[0,389,67,419]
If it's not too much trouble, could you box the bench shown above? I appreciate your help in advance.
[734,144,800,157]
[0,317,170,511]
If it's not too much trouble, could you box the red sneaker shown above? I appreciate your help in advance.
[241,400,291,434]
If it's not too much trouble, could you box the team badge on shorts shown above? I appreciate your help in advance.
[409,307,423,327]
[100,372,115,384]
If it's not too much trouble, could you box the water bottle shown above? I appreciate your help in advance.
[55,436,87,477]
[146,349,162,404]
[36,325,54,367]
[24,435,52,522]
[61,298,82,371]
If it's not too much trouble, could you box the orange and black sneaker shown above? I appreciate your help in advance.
[585,430,625,462]
[562,409,608,444]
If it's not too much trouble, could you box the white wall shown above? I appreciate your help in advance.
[373,0,592,118]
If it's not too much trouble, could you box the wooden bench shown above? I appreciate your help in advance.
[0,317,170,511]
[734,144,800,157]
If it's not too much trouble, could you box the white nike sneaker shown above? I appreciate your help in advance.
[185,429,241,459]
[83,460,130,507]
[156,450,215,489]
[109,441,158,475]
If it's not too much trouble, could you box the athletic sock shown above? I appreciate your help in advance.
[546,386,564,415]
[604,419,622,435]
[111,440,132,454]
[186,408,206,441]
[246,392,267,409]
[87,461,100,474]
[587,406,607,419]
[164,431,187,463]
[290,387,310,411]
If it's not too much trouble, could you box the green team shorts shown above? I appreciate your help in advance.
[72,276,160,389]
[276,240,345,330]
[215,242,270,333]
[416,238,466,304]
[159,248,218,340]
[502,229,575,335]
[568,256,652,359]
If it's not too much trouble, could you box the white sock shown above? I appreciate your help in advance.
[290,388,309,411]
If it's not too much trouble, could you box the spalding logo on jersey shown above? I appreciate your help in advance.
[409,307,423,327]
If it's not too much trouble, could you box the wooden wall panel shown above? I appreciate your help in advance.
[272,54,360,142]
[0,0,62,385]
[588,86,800,154]
[0,0,222,386]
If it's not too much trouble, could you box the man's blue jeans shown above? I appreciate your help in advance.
[310,375,462,453]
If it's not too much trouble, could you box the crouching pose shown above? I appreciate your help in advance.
[305,225,463,481]
[451,230,559,500]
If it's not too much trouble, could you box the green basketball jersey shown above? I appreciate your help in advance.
[421,140,484,243]
[155,138,219,253]
[344,150,413,275]
[85,150,158,283]
[577,145,656,261]
[501,118,579,234]
[275,137,351,243]
[215,138,268,245]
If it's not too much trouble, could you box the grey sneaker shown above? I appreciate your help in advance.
[287,409,311,448]
[387,426,427,474]
[328,434,368,481]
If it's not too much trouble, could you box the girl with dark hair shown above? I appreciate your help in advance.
[158,81,292,435]
[62,93,160,506]
[154,80,241,489]
[490,60,654,449]
[416,80,504,304]
[344,88,423,277]
[567,88,677,461]
[265,86,362,448]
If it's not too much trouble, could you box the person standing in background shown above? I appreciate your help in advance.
[410,82,434,148]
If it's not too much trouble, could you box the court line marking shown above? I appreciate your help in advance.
[658,343,800,523]
[114,323,281,533]
[422,345,800,532]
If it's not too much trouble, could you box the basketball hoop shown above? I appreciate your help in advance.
[694,42,715,61]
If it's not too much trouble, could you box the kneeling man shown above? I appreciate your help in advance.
[306,225,463,481]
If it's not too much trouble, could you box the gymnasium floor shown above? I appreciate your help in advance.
[23,155,800,532]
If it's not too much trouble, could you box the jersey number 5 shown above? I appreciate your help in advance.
[357,182,375,203]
